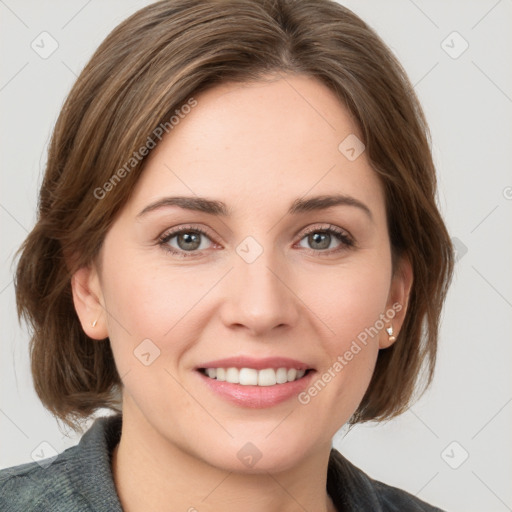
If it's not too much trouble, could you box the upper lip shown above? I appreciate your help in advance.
[196,356,314,371]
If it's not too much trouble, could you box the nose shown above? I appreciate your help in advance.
[219,250,301,337]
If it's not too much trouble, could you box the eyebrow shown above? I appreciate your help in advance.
[137,194,373,221]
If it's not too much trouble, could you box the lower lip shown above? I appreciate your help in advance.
[195,370,316,408]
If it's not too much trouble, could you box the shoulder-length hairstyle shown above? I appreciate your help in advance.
[15,0,453,431]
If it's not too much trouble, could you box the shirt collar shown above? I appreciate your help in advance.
[69,413,123,512]
[327,446,383,511]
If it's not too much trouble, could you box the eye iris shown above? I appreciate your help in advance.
[178,232,201,251]
[309,232,330,250]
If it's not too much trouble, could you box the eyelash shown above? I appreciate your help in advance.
[157,224,355,259]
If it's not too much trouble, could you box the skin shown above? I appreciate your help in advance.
[72,73,413,512]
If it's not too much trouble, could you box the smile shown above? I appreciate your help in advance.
[199,367,309,386]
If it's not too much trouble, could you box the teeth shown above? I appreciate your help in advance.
[258,368,276,386]
[240,368,258,385]
[276,367,288,384]
[202,367,308,385]
[287,368,297,381]
[226,367,239,383]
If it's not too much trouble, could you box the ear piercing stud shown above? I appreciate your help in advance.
[386,325,396,342]
[91,319,98,328]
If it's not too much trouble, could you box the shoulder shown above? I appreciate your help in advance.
[328,448,446,512]
[0,413,123,512]
[0,445,92,512]
[370,477,445,512]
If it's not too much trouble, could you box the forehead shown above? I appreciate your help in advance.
[125,74,385,221]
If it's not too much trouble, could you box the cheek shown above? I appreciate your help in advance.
[298,258,392,423]
[98,244,214,375]
[314,260,392,348]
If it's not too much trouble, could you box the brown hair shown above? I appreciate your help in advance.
[15,0,453,431]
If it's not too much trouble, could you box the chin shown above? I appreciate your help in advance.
[194,434,316,475]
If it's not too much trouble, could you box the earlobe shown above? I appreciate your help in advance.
[71,265,109,340]
[380,255,413,349]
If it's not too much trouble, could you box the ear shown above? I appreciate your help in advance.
[71,264,109,340]
[380,254,413,349]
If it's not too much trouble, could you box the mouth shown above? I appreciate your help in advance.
[197,367,313,386]
[194,356,316,408]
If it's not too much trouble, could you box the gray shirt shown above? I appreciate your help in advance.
[0,414,445,511]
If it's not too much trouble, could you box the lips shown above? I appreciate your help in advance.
[195,356,316,408]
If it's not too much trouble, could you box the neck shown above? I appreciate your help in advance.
[111,413,338,512]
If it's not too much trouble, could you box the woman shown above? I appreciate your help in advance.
[0,0,453,510]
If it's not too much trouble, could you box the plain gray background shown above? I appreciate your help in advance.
[1,1,511,511]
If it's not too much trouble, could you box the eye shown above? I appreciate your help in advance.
[158,223,355,259]
[158,225,216,258]
[296,225,354,255]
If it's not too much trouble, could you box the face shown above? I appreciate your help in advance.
[73,74,411,473]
